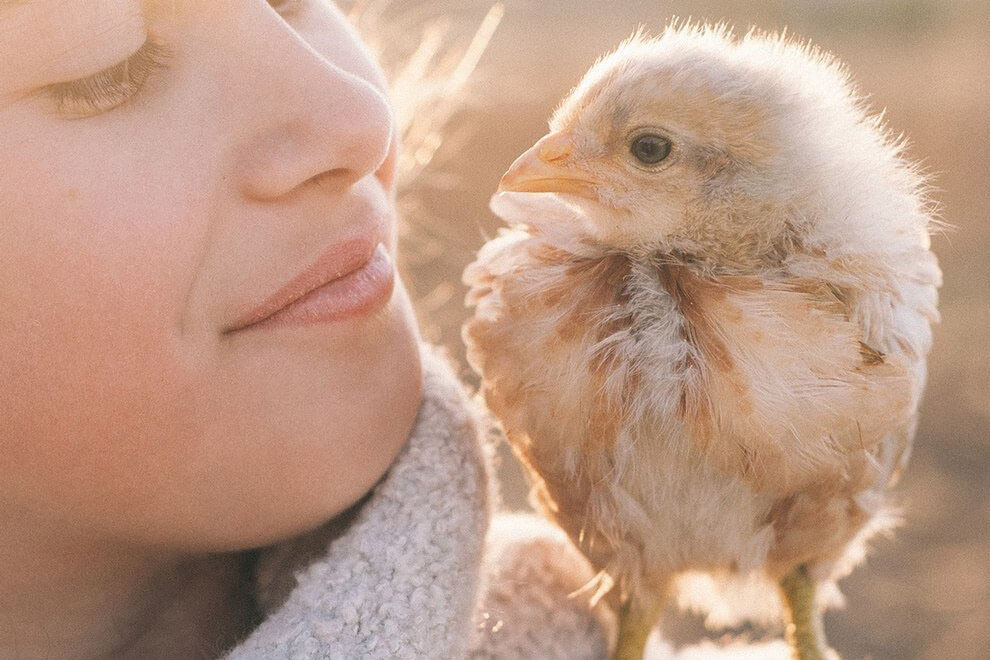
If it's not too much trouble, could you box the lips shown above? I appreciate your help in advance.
[225,234,394,332]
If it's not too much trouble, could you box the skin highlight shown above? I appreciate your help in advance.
[0,0,423,656]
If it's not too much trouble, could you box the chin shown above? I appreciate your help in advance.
[168,281,424,552]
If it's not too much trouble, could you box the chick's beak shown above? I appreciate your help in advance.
[498,132,598,200]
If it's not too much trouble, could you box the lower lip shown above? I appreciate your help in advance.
[247,244,395,331]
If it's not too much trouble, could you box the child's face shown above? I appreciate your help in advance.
[0,0,423,551]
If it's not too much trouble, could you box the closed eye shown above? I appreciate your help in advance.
[44,1,303,119]
[45,38,171,119]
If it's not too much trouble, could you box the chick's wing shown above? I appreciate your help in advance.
[668,268,916,495]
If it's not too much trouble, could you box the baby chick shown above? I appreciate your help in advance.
[463,24,940,660]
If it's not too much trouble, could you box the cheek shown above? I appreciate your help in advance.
[598,171,694,244]
[0,141,201,373]
[0,128,208,526]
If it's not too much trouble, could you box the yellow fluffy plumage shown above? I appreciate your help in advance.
[462,22,940,660]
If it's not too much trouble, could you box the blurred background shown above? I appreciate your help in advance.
[343,1,989,657]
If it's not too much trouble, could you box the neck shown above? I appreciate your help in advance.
[0,529,259,659]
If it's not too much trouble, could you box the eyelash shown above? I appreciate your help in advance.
[45,38,172,118]
[44,1,302,119]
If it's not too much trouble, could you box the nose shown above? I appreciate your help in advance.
[234,19,394,200]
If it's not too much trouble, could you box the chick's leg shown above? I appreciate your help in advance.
[613,597,663,660]
[779,565,829,660]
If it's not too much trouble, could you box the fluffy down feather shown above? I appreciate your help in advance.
[463,21,940,633]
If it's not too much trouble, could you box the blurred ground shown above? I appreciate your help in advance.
[347,1,989,657]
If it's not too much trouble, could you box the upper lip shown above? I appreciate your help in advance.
[225,231,382,333]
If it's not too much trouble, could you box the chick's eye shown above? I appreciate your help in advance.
[46,39,171,118]
[631,134,672,166]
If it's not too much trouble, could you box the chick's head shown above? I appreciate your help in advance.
[499,23,929,270]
